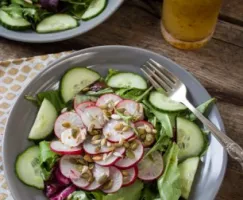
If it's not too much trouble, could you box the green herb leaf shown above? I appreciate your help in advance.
[67,190,89,200]
[186,98,216,121]
[157,143,181,200]
[105,68,119,82]
[39,141,59,181]
[86,88,114,96]
[141,183,160,200]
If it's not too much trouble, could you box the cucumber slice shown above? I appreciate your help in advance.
[60,68,100,103]
[179,157,200,199]
[177,117,205,160]
[0,10,31,31]
[149,91,187,112]
[107,72,147,90]
[28,99,57,140]
[15,146,44,189]
[36,14,78,33]
[82,0,107,20]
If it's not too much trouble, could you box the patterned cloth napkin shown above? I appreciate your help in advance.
[0,51,71,199]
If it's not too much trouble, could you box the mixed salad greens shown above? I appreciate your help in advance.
[0,0,107,33]
[15,67,216,200]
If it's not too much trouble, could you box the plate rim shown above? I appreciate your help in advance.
[3,45,227,199]
[0,0,124,43]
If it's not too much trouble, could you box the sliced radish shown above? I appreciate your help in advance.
[55,112,84,139]
[75,101,96,117]
[116,100,144,121]
[59,155,90,188]
[95,147,125,167]
[103,119,135,142]
[96,94,122,110]
[101,166,123,193]
[85,164,110,191]
[50,140,82,155]
[121,166,138,187]
[115,140,144,169]
[137,149,163,181]
[83,136,111,155]
[80,106,106,129]
[134,120,154,129]
[60,128,87,147]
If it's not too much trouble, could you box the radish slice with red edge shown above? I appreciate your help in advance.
[101,166,123,193]
[50,140,82,155]
[59,155,90,188]
[75,101,95,117]
[134,120,154,130]
[80,106,106,129]
[137,149,164,181]
[103,119,135,142]
[121,166,138,187]
[116,100,144,121]
[54,167,71,185]
[50,185,76,200]
[84,164,110,191]
[96,94,122,110]
[83,136,111,155]
[95,147,125,167]
[115,140,144,169]
[54,112,83,139]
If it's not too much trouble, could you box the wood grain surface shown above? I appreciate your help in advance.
[0,0,243,199]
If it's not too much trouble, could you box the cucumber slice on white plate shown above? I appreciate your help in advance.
[0,10,31,31]
[177,117,205,160]
[82,0,107,21]
[28,98,57,140]
[36,14,78,33]
[15,146,44,189]
[60,67,100,103]
[107,72,148,90]
[179,157,200,199]
[149,91,187,112]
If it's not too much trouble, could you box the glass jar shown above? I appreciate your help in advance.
[161,0,222,50]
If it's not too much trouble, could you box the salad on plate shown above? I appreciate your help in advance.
[15,67,215,200]
[0,0,107,33]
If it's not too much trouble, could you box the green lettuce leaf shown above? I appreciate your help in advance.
[115,86,153,102]
[103,180,143,200]
[141,183,160,200]
[39,141,59,181]
[157,143,181,200]
[186,98,216,121]
[67,191,89,200]
[25,90,66,113]
[89,191,105,200]
[143,100,175,138]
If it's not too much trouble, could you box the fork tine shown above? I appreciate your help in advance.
[149,59,179,83]
[146,61,174,88]
[144,67,172,92]
[140,68,161,89]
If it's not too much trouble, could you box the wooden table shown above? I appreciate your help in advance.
[0,0,242,199]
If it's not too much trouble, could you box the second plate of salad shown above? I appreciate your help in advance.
[3,46,227,200]
[0,0,124,43]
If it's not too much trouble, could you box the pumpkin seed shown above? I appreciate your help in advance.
[98,174,109,185]
[137,127,145,135]
[106,141,112,147]
[76,165,83,172]
[92,135,101,141]
[122,126,129,132]
[90,130,100,136]
[130,141,138,150]
[95,146,101,153]
[81,172,90,179]
[91,139,101,145]
[152,129,157,134]
[140,134,146,140]
[121,170,128,176]
[146,134,154,142]
[102,179,113,190]
[114,123,124,131]
[117,108,126,113]
[123,142,130,148]
[126,149,135,159]
[62,121,71,128]
[82,166,89,174]
[108,146,116,151]
[84,154,93,162]
[101,138,107,146]
[144,124,152,133]
[92,155,103,161]
[88,176,95,183]
[99,104,108,109]
[88,163,94,170]
[88,124,95,132]
[61,107,68,113]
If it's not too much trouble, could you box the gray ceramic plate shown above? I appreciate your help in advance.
[3,46,227,200]
[0,1,124,43]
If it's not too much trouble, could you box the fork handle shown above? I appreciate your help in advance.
[182,99,243,168]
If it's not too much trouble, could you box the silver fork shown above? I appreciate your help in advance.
[141,59,243,168]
